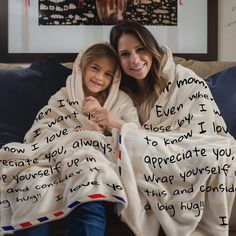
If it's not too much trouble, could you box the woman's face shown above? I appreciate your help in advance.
[83,57,115,97]
[117,33,152,80]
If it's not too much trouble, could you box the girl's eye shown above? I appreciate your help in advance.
[105,73,113,78]
[91,65,99,71]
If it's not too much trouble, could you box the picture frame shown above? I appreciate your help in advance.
[0,0,218,63]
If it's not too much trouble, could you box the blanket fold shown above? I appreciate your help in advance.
[0,62,139,234]
[116,47,236,236]
[1,47,235,236]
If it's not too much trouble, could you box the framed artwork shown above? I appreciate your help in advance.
[0,0,218,63]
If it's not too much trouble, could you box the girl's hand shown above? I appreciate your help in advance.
[83,96,101,116]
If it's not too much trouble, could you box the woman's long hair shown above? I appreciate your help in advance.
[110,20,167,123]
[80,43,120,106]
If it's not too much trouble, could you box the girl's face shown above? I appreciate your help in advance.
[117,33,152,80]
[83,57,115,97]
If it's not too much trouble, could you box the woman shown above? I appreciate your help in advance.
[110,20,166,125]
[1,43,139,236]
[109,20,236,236]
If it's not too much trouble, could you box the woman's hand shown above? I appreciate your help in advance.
[92,107,125,130]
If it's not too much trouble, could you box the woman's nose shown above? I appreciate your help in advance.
[130,52,139,64]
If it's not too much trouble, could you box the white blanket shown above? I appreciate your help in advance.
[0,65,139,234]
[1,47,236,236]
[117,48,236,236]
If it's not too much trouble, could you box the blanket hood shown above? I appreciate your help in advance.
[66,43,121,112]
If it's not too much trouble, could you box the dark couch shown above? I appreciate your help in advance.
[1,57,236,236]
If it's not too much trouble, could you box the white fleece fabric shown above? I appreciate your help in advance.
[1,47,236,236]
[117,47,236,236]
[0,51,139,234]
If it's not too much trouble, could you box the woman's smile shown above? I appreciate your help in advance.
[130,63,146,72]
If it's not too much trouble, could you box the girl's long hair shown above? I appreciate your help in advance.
[80,43,120,106]
[110,20,167,123]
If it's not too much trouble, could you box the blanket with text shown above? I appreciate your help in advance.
[0,64,138,234]
[117,47,236,236]
[1,47,236,236]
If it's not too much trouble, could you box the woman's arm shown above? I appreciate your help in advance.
[92,107,125,130]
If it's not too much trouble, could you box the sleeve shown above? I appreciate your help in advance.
[116,92,140,126]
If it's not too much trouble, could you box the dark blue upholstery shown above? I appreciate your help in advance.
[206,66,236,139]
[1,62,235,148]
[0,57,72,147]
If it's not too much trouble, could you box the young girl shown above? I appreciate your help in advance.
[5,43,139,236]
[109,20,236,236]
[76,43,135,133]
[64,42,139,236]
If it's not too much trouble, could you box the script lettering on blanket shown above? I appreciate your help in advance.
[0,96,125,229]
[141,135,234,220]
[129,77,235,226]
[0,199,10,208]
[1,144,121,208]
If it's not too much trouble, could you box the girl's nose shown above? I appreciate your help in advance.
[95,71,104,81]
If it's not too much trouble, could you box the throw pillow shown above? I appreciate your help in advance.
[42,56,72,104]
[0,57,72,147]
[0,62,44,145]
[206,66,236,139]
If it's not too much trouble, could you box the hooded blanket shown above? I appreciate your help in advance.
[117,47,236,236]
[1,47,236,236]
[0,50,139,234]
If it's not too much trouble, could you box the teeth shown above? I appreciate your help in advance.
[132,64,144,70]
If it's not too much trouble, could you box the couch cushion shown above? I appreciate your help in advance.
[174,57,236,79]
[206,66,236,139]
[42,56,72,104]
[0,57,72,147]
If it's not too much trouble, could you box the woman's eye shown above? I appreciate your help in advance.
[137,47,145,52]
[119,52,129,58]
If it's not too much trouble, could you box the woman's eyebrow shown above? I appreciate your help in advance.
[135,44,143,48]
[118,49,128,54]
[119,44,143,53]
